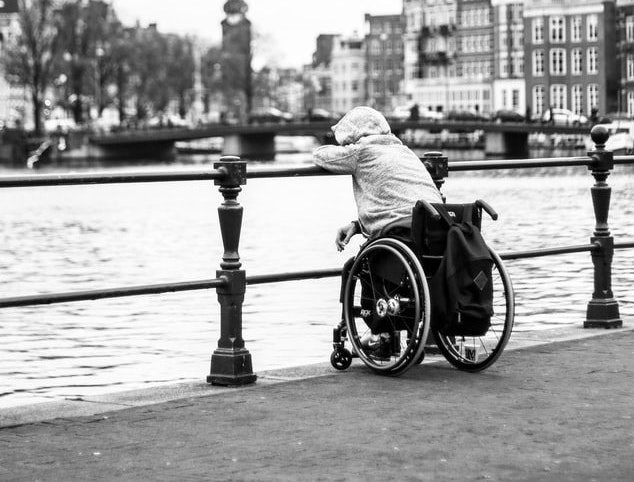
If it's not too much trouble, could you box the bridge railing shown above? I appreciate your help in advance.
[1,125,633,386]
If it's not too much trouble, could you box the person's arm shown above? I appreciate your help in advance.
[313,144,358,174]
[335,220,361,252]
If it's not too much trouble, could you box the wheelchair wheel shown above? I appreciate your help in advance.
[343,238,430,375]
[433,247,514,372]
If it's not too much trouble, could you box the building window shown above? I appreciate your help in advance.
[550,84,567,109]
[499,30,507,50]
[511,52,523,76]
[512,89,520,109]
[572,85,584,115]
[627,55,634,81]
[533,85,546,116]
[532,18,544,44]
[628,91,634,117]
[587,84,599,114]
[533,49,545,76]
[550,16,565,43]
[587,14,598,41]
[550,48,566,75]
[500,59,508,77]
[587,47,598,74]
[627,16,634,42]
[572,49,583,75]
[512,29,522,49]
[571,16,582,42]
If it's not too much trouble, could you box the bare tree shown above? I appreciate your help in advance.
[1,0,59,135]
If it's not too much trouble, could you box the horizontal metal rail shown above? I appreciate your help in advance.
[246,155,634,179]
[500,243,598,260]
[0,168,224,188]
[246,268,343,285]
[0,278,226,309]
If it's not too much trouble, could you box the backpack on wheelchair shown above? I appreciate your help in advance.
[330,199,515,375]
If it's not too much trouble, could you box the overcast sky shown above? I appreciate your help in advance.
[111,0,402,68]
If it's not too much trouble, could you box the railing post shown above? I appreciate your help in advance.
[422,151,448,200]
[207,155,257,385]
[584,125,622,329]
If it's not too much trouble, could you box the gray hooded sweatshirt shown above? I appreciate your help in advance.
[313,106,442,237]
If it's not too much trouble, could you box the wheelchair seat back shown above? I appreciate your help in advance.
[412,202,483,257]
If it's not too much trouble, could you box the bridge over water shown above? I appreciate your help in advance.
[88,120,591,160]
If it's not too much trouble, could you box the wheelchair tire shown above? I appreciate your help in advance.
[343,238,430,375]
[330,348,353,370]
[433,246,514,372]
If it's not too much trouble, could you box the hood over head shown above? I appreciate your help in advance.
[331,106,391,145]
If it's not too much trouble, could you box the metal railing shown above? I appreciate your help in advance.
[1,125,633,386]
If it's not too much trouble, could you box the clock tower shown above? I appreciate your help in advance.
[221,0,252,120]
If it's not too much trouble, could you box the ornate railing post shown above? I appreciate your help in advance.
[207,155,257,385]
[422,151,448,200]
[584,125,622,329]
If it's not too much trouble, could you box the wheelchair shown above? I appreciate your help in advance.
[330,199,515,375]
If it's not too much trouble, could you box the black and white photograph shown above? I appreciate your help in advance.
[0,0,633,480]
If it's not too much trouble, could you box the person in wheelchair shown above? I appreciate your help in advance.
[314,106,442,245]
[313,106,443,359]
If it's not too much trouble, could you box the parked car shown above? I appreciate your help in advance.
[248,107,293,124]
[540,108,588,126]
[446,110,489,122]
[387,105,412,122]
[492,109,525,123]
[303,108,338,122]
[147,114,189,128]
[419,108,444,120]
[599,112,633,124]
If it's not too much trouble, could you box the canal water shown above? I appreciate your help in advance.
[1,146,633,408]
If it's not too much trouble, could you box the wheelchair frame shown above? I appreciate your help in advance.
[330,200,515,375]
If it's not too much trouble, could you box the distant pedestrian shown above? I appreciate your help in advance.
[549,105,554,125]
[409,103,420,121]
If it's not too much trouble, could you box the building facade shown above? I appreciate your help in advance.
[330,34,366,114]
[303,34,336,113]
[403,0,459,114]
[491,0,526,115]
[524,0,618,120]
[221,0,252,120]
[364,14,405,112]
[617,0,634,116]
[452,0,495,115]
[403,0,495,116]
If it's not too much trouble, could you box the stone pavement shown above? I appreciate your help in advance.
[0,327,632,481]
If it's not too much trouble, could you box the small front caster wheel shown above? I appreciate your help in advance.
[330,349,353,370]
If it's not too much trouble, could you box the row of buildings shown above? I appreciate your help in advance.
[304,0,634,121]
[3,0,634,129]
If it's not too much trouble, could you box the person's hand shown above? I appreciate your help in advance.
[335,221,359,252]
